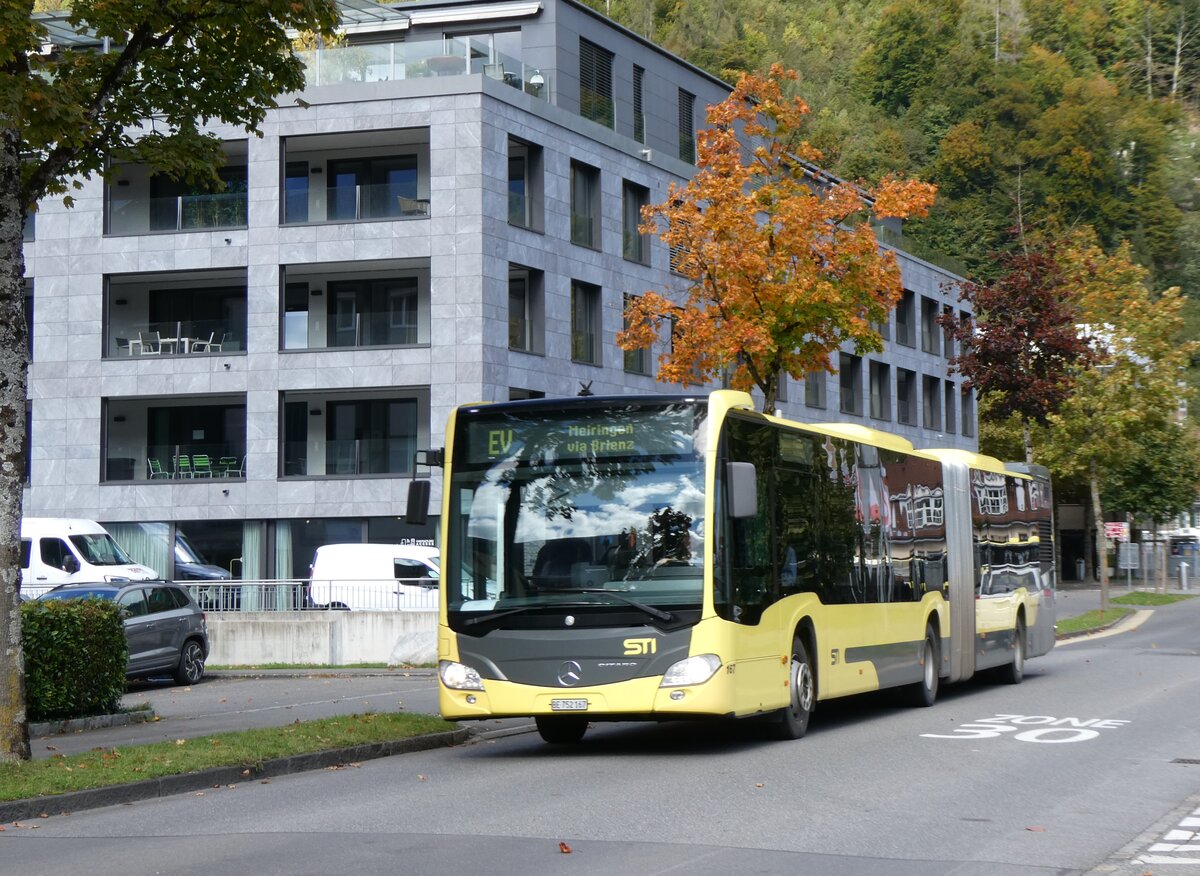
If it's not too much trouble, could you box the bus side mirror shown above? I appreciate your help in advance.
[727,462,758,518]
[406,479,432,526]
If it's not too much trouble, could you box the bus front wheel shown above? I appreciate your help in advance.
[536,715,589,744]
[773,635,815,740]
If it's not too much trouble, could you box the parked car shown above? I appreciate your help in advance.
[307,543,440,610]
[38,581,209,684]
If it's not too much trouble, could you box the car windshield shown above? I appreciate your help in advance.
[446,401,706,631]
[40,588,115,601]
[69,533,134,566]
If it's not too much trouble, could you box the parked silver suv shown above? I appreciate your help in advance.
[38,581,209,684]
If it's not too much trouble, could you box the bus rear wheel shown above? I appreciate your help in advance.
[536,715,589,744]
[773,635,815,740]
[995,617,1025,685]
[907,625,939,707]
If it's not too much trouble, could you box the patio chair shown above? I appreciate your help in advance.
[174,454,193,478]
[217,456,239,477]
[192,454,214,477]
[147,458,170,479]
[189,331,218,353]
[137,330,162,355]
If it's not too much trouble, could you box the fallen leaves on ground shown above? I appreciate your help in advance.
[558,842,572,854]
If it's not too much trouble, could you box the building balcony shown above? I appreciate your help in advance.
[297,37,549,101]
[104,395,246,483]
[105,269,246,358]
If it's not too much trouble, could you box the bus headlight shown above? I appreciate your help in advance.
[660,654,721,687]
[439,660,485,691]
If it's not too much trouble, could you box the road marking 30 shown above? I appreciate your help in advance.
[922,714,1131,743]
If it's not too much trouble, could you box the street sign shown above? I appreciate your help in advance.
[1118,542,1139,570]
[1105,522,1130,542]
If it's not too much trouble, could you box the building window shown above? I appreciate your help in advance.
[571,280,601,365]
[281,391,427,478]
[921,296,941,356]
[579,38,614,129]
[678,88,696,164]
[328,277,421,346]
[108,271,248,358]
[509,266,543,353]
[148,166,248,232]
[897,368,916,425]
[623,294,650,375]
[869,360,891,421]
[805,371,826,409]
[570,161,601,249]
[328,156,419,222]
[508,136,542,230]
[922,375,942,430]
[622,180,650,264]
[943,382,956,434]
[632,65,645,144]
[942,304,955,359]
[896,290,915,347]
[284,161,309,223]
[280,263,428,351]
[838,353,862,416]
[961,387,976,437]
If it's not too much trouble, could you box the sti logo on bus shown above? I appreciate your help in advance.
[624,638,657,656]
[487,430,513,457]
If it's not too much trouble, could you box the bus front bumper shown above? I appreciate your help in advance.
[439,669,737,721]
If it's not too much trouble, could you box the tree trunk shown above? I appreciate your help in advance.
[1021,419,1033,464]
[1090,459,1109,612]
[0,125,31,763]
[1146,5,1155,100]
[1173,11,1184,99]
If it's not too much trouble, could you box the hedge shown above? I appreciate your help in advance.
[20,598,128,722]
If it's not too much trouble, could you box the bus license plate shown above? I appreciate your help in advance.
[550,698,589,711]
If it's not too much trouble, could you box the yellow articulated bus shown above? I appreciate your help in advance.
[433,390,1055,744]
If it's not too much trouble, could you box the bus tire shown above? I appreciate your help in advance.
[907,625,939,707]
[773,635,815,740]
[995,617,1025,685]
[535,715,589,744]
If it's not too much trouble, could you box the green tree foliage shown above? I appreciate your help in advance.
[0,0,338,764]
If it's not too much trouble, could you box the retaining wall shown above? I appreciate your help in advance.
[206,611,437,666]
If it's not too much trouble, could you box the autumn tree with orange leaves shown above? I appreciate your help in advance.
[617,65,936,413]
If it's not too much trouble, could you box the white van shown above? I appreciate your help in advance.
[20,518,158,598]
[307,543,440,611]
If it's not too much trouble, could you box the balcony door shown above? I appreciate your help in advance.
[327,156,418,221]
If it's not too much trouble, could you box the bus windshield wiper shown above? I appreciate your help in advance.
[462,605,538,627]
[536,588,674,622]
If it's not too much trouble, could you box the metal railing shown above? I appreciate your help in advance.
[182,578,439,612]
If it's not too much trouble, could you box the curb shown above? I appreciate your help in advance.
[0,727,470,823]
[1056,608,1153,642]
[29,709,157,738]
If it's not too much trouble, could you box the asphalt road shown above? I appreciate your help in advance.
[6,588,1198,876]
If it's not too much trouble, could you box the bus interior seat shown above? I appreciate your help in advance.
[532,538,591,588]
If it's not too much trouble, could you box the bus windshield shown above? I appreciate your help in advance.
[446,401,707,630]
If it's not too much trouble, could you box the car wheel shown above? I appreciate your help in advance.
[535,715,588,744]
[772,634,815,740]
[174,638,206,685]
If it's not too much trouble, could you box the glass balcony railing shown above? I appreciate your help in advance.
[109,192,247,234]
[297,38,549,102]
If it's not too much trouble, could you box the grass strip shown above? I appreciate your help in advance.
[1056,607,1134,636]
[1111,591,1197,606]
[0,711,453,802]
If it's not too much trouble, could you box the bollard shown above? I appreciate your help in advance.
[1182,562,1190,592]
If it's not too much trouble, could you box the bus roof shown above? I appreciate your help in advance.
[919,447,1026,477]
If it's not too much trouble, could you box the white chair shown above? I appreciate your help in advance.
[190,331,218,353]
[137,331,162,355]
